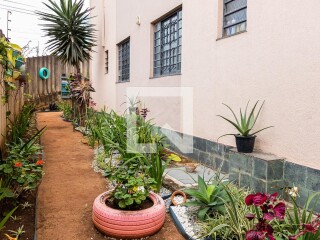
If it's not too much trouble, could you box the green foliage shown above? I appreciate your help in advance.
[183,176,229,220]
[0,127,45,197]
[90,101,171,208]
[36,0,96,71]
[199,184,254,240]
[113,176,156,209]
[6,104,35,144]
[0,206,18,231]
[58,101,73,121]
[273,192,320,240]
[217,100,273,138]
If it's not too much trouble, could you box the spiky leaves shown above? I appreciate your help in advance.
[217,100,274,138]
[36,0,96,72]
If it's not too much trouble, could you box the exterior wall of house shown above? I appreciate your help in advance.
[90,0,320,170]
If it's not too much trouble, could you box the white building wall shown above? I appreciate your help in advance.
[90,0,320,170]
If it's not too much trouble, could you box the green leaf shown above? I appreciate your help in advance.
[0,206,18,230]
[198,207,210,220]
[118,200,126,208]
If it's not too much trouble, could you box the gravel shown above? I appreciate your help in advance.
[159,187,172,198]
[171,205,202,239]
[173,195,185,205]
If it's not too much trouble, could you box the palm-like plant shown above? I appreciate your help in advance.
[36,0,96,73]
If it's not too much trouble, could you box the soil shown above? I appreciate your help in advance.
[34,112,184,240]
[1,191,36,240]
[106,198,154,211]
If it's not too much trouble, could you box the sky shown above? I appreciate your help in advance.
[0,0,90,57]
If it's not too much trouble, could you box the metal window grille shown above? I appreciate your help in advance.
[223,0,247,37]
[153,9,182,77]
[118,39,130,82]
[105,50,109,74]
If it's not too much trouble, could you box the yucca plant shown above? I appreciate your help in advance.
[217,100,273,138]
[36,0,96,73]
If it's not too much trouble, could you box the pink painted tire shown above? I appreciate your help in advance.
[92,191,166,239]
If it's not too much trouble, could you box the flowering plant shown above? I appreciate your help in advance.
[245,192,286,240]
[244,191,320,240]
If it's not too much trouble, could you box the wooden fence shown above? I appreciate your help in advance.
[25,56,89,106]
[0,66,25,152]
[0,54,89,151]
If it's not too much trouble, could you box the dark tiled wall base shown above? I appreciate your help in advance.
[158,127,320,211]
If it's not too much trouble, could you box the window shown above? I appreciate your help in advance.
[223,0,247,37]
[118,39,130,82]
[153,9,182,77]
[105,50,109,74]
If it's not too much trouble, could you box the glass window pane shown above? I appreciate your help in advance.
[153,9,182,76]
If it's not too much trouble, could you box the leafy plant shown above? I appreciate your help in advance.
[199,184,254,240]
[58,101,73,121]
[183,175,229,220]
[7,225,25,239]
[36,0,96,73]
[217,100,273,138]
[6,104,35,144]
[282,192,320,240]
[91,102,173,208]
[0,206,18,231]
[0,127,45,197]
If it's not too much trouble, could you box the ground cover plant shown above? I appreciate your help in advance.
[191,183,320,240]
[0,105,45,239]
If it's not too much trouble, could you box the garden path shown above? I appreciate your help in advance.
[36,112,183,240]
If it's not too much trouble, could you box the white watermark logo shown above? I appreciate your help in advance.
[126,87,194,154]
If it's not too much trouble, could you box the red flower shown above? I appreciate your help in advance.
[268,192,278,202]
[36,160,44,166]
[245,230,265,240]
[245,213,256,221]
[273,202,286,220]
[263,212,275,221]
[14,162,22,167]
[245,193,267,206]
[303,223,316,234]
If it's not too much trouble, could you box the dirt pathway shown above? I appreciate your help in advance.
[36,112,183,240]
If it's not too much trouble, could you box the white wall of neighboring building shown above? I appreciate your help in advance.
[90,0,320,170]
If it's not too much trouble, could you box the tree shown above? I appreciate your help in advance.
[36,0,96,74]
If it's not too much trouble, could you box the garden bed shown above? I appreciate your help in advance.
[1,190,37,240]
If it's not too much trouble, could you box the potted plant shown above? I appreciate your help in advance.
[217,100,273,153]
[92,109,166,239]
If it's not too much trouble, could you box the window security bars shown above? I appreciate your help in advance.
[118,39,130,82]
[154,9,182,77]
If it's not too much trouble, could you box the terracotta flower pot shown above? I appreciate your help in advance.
[92,191,165,239]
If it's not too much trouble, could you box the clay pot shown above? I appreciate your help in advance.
[171,190,187,206]
[92,191,165,239]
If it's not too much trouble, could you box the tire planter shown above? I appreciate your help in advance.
[39,67,50,80]
[235,135,256,153]
[92,191,166,239]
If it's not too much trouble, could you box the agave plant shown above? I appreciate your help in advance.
[36,0,96,73]
[217,100,273,138]
[183,175,229,220]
